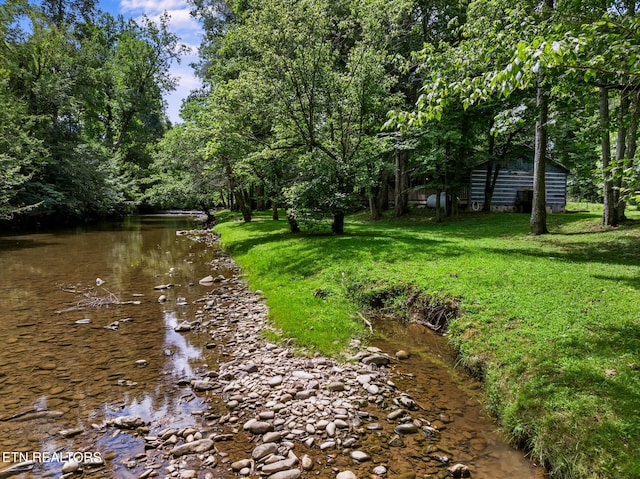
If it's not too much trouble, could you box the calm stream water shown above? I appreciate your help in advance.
[0,216,541,478]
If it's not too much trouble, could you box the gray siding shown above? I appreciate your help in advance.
[470,168,567,211]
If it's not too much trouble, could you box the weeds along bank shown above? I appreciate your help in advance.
[213,209,640,479]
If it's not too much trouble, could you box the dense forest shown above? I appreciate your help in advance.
[2,0,640,233]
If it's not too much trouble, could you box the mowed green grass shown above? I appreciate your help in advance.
[214,205,640,479]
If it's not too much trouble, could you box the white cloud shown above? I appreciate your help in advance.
[117,1,203,123]
[120,0,188,14]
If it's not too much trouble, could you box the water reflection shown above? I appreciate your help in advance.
[0,216,215,477]
[162,311,201,378]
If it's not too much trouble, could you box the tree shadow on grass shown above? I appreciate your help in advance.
[542,321,640,458]
[219,218,469,280]
[480,231,640,269]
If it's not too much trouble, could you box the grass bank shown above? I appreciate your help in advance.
[213,206,640,479]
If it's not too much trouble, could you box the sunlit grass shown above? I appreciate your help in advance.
[214,206,640,478]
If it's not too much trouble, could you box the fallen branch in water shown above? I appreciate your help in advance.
[56,285,136,313]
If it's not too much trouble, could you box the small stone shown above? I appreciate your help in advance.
[262,458,298,474]
[373,465,387,475]
[170,439,215,457]
[59,427,84,438]
[319,441,336,451]
[448,463,470,477]
[350,451,370,462]
[247,421,274,434]
[199,275,214,285]
[394,423,418,435]
[395,350,411,360]
[158,295,167,303]
[252,443,278,460]
[326,381,345,392]
[326,422,336,437]
[386,409,405,421]
[301,454,314,471]
[268,376,283,387]
[174,321,192,332]
[267,470,301,479]
[361,354,390,366]
[366,384,379,394]
[231,459,252,471]
[113,415,146,429]
[61,461,80,473]
[191,380,216,391]
[263,431,282,443]
[388,435,404,447]
[336,471,358,479]
[135,359,148,367]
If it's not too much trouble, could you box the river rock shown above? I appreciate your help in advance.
[112,415,146,429]
[386,409,405,421]
[448,464,471,478]
[199,275,214,285]
[372,465,387,475]
[252,443,278,460]
[394,423,418,435]
[262,457,298,474]
[350,451,370,462]
[61,460,80,473]
[59,427,84,438]
[191,379,216,391]
[336,471,357,479]
[268,375,283,387]
[247,421,274,434]
[174,321,192,332]
[301,454,313,471]
[267,470,301,479]
[263,431,282,443]
[170,439,215,457]
[395,350,410,360]
[361,354,390,366]
[231,459,252,471]
[326,381,345,392]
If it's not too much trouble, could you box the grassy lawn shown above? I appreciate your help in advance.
[213,205,640,479]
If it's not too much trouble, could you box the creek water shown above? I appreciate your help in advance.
[0,216,541,478]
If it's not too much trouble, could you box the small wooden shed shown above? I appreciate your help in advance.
[470,157,569,213]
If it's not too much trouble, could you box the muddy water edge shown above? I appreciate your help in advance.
[0,216,542,479]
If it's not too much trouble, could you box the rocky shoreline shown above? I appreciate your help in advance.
[74,230,470,479]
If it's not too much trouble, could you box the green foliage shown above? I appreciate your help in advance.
[184,0,411,231]
[0,1,183,226]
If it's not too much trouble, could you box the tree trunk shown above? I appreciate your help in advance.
[256,183,266,210]
[394,150,409,217]
[235,189,252,223]
[601,86,615,226]
[530,73,549,235]
[614,91,629,224]
[332,212,345,234]
[369,192,381,220]
[271,200,279,220]
[287,211,300,233]
[483,128,498,212]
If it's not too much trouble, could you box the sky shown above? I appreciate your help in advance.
[99,0,203,124]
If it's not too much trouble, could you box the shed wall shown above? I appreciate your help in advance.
[470,168,567,212]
